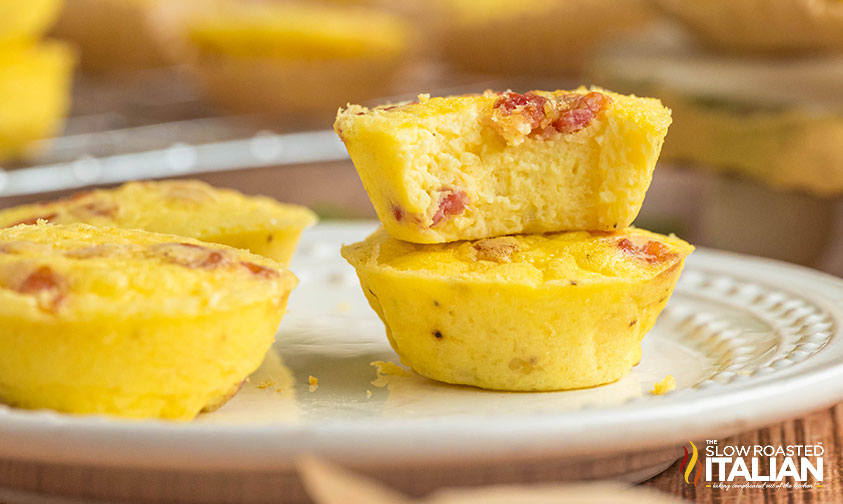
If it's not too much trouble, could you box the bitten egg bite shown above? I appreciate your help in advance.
[0,180,317,267]
[0,223,297,419]
[342,227,693,391]
[335,88,671,243]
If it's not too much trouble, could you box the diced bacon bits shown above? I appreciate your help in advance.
[553,92,612,135]
[392,204,405,222]
[431,189,469,227]
[18,266,61,294]
[617,238,677,264]
[64,244,130,259]
[13,266,67,312]
[70,199,119,219]
[473,236,521,263]
[490,91,611,145]
[494,91,549,132]
[150,243,233,270]
[390,203,426,226]
[150,243,278,279]
[241,261,279,279]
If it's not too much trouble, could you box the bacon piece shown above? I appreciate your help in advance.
[65,244,130,259]
[70,199,119,219]
[241,261,279,279]
[493,91,548,131]
[14,266,67,311]
[392,204,405,222]
[151,243,232,270]
[18,266,61,294]
[473,236,520,263]
[617,238,677,264]
[431,189,469,226]
[552,92,612,135]
[491,90,611,145]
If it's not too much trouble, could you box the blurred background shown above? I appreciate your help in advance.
[0,0,841,275]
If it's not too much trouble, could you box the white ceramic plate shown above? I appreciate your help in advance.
[1,222,842,479]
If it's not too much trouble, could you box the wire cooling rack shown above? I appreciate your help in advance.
[0,67,577,200]
[0,69,351,199]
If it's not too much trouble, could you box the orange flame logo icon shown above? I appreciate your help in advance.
[680,441,702,485]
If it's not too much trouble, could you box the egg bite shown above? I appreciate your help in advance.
[342,227,693,391]
[0,180,317,267]
[52,0,212,72]
[0,0,62,42]
[0,41,75,162]
[656,0,843,53]
[0,223,297,419]
[590,48,843,196]
[185,2,411,118]
[434,0,653,76]
[334,88,672,244]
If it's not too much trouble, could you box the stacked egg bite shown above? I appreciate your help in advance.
[336,88,693,391]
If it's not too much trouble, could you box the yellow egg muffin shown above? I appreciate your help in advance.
[590,49,843,196]
[0,0,62,41]
[186,2,411,118]
[0,41,75,162]
[657,0,843,52]
[0,222,296,419]
[342,227,693,391]
[434,0,653,76]
[52,0,211,72]
[335,88,672,244]
[0,180,317,266]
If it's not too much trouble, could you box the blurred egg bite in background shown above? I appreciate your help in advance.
[52,0,214,72]
[432,0,654,77]
[184,1,413,120]
[0,0,63,43]
[656,0,843,53]
[0,0,74,163]
[588,4,843,272]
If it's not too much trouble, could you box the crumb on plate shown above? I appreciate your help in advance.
[257,379,275,390]
[651,374,676,395]
[370,360,411,388]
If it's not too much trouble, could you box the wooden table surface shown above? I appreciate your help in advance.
[642,403,843,503]
[0,405,840,503]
